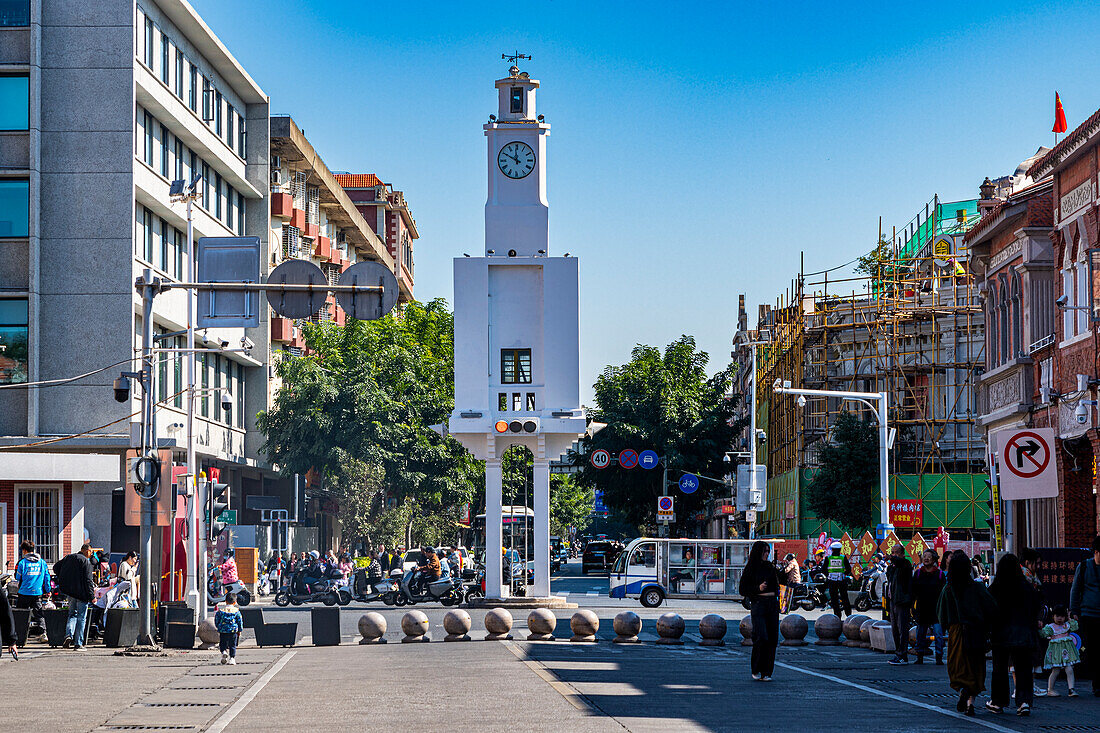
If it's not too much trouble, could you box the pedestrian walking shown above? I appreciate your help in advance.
[1068,534,1100,697]
[13,540,51,634]
[215,592,243,665]
[986,553,1040,716]
[822,541,852,618]
[911,549,946,665]
[1041,606,1080,697]
[53,543,95,651]
[739,540,780,681]
[887,545,913,665]
[937,550,997,716]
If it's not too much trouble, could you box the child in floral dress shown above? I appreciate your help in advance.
[1040,605,1080,697]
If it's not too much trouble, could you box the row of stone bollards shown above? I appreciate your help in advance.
[355,609,831,645]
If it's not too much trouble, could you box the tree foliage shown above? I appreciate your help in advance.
[570,336,743,532]
[258,299,481,549]
[805,412,878,531]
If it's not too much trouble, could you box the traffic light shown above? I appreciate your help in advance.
[494,418,539,434]
[206,481,230,541]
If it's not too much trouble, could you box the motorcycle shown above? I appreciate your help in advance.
[852,567,885,612]
[392,567,464,606]
[207,565,252,606]
[789,579,828,612]
[349,567,396,604]
[273,568,347,607]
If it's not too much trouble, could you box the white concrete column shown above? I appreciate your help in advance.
[532,459,551,597]
[485,458,506,599]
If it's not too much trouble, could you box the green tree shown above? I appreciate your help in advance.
[570,336,744,532]
[805,412,878,531]
[258,299,481,549]
[549,474,594,538]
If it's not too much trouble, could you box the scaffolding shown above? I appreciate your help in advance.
[753,196,987,536]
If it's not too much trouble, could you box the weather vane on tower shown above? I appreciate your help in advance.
[502,51,532,64]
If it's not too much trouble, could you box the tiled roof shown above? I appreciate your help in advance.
[334,173,383,189]
[1027,106,1100,179]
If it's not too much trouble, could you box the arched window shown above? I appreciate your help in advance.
[986,283,998,368]
[998,276,1010,366]
[1011,272,1022,358]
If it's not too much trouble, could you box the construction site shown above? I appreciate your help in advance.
[744,195,989,540]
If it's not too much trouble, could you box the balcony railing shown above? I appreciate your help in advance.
[1029,333,1055,353]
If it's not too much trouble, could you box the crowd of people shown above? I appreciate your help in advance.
[750,534,1100,719]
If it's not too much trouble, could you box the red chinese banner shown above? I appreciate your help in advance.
[879,531,901,556]
[889,499,923,529]
[906,533,928,564]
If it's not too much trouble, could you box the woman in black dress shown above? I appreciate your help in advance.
[739,540,780,680]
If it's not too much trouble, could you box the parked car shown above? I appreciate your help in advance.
[582,540,622,575]
[400,549,423,573]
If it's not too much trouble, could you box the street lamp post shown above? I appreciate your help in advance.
[740,337,771,539]
[773,382,894,533]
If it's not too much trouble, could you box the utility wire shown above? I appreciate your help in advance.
[0,357,138,390]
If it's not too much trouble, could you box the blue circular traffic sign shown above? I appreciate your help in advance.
[618,449,639,469]
[638,450,659,470]
[679,473,700,494]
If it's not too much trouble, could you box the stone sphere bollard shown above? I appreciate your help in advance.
[484,608,514,641]
[527,608,557,641]
[401,610,430,643]
[656,612,685,645]
[358,612,388,644]
[443,609,472,642]
[699,614,727,647]
[196,617,219,649]
[570,610,600,642]
[612,611,642,644]
[780,614,809,646]
[814,613,842,646]
[739,615,753,646]
[859,618,877,648]
[842,614,870,647]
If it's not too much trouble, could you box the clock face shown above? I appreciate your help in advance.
[497,141,535,179]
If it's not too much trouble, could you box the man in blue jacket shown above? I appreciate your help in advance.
[14,540,51,632]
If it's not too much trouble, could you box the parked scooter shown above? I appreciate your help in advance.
[393,567,464,606]
[852,567,885,612]
[272,568,345,607]
[349,567,396,604]
[790,578,829,612]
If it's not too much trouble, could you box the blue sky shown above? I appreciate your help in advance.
[193,0,1100,402]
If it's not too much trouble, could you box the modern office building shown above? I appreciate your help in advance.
[0,0,273,565]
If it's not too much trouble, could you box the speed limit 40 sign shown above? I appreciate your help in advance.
[590,449,611,469]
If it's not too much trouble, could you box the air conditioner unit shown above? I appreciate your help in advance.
[271,169,282,185]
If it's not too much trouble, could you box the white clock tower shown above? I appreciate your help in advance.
[448,62,586,600]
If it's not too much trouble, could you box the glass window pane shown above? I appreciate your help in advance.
[0,1,31,27]
[0,298,28,384]
[0,179,29,237]
[0,75,29,129]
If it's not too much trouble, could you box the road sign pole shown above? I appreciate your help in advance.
[138,270,157,646]
[660,464,668,538]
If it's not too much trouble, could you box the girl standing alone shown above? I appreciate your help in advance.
[1041,606,1080,697]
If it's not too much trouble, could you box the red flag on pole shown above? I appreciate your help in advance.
[1053,92,1067,134]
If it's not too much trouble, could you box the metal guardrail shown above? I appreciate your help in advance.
[1029,333,1055,353]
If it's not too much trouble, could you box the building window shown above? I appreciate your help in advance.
[512,393,522,411]
[226,105,235,149]
[174,138,184,181]
[0,298,28,384]
[1076,261,1089,335]
[221,357,231,425]
[160,218,169,272]
[525,393,536,411]
[510,86,523,114]
[143,207,153,262]
[200,352,209,417]
[214,173,223,220]
[0,74,29,130]
[498,393,508,411]
[1062,269,1075,339]
[0,1,31,27]
[202,77,212,121]
[143,111,154,166]
[189,64,197,111]
[500,348,532,384]
[175,228,185,279]
[160,124,169,177]
[18,488,58,564]
[175,48,184,98]
[237,192,246,235]
[236,363,245,427]
[157,328,168,403]
[213,354,222,421]
[0,178,28,237]
[202,163,211,210]
[214,90,222,135]
[160,32,169,85]
[144,17,154,68]
[173,335,183,408]
[237,113,246,157]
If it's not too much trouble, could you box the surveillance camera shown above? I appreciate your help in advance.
[772,378,782,392]
[220,389,233,412]
[796,395,807,408]
[1076,402,1089,424]
[1056,294,1068,307]
[218,338,230,349]
[112,375,130,403]
[756,429,767,443]
[240,336,255,351]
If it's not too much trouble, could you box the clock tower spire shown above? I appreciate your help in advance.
[485,59,549,256]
